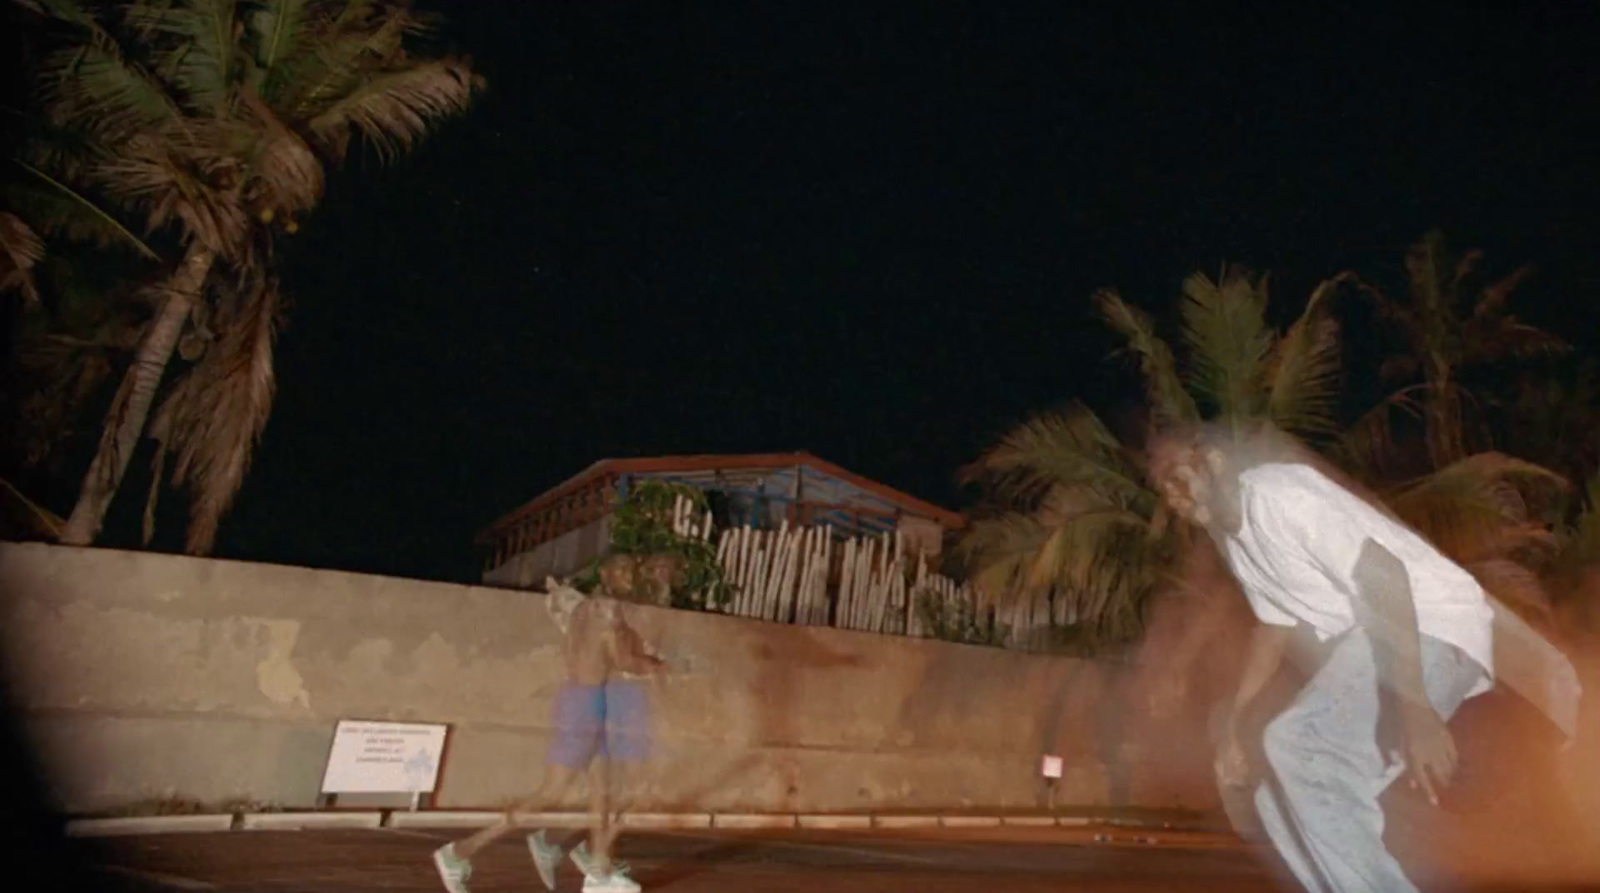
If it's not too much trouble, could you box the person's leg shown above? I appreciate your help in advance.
[1251,776,1333,893]
[1209,699,1270,843]
[582,756,613,869]
[456,683,603,860]
[595,680,651,862]
[435,683,602,892]
[453,763,581,860]
[574,755,641,890]
[595,760,632,859]
[1255,632,1483,893]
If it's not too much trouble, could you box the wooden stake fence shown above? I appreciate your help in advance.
[669,494,1029,643]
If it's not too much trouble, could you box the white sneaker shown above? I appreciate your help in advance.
[581,865,642,893]
[527,830,562,891]
[431,843,474,893]
[570,841,631,877]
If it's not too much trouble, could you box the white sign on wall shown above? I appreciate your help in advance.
[1040,754,1064,779]
[320,719,449,794]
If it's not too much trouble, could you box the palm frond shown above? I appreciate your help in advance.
[0,212,45,302]
[247,0,311,72]
[1459,314,1569,364]
[1465,558,1554,626]
[1338,385,1430,477]
[38,44,182,140]
[1094,288,1199,428]
[1378,353,1421,384]
[1470,264,1532,321]
[1386,452,1569,564]
[1056,515,1172,642]
[0,476,65,537]
[9,159,162,259]
[236,90,323,213]
[98,134,249,253]
[1450,247,1484,298]
[1265,273,1348,439]
[1035,507,1159,591]
[33,9,186,141]
[148,265,279,554]
[15,0,95,27]
[13,342,120,465]
[957,504,1169,637]
[4,260,144,464]
[1556,471,1600,571]
[11,111,105,183]
[124,0,240,114]
[1356,277,1416,333]
[306,58,480,163]
[1405,229,1452,321]
[277,2,419,116]
[960,404,1150,510]
[958,512,1052,599]
[1179,268,1273,427]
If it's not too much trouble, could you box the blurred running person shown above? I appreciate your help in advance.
[1149,427,1494,893]
[433,575,665,893]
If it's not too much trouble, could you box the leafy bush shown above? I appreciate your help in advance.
[915,586,1008,647]
[576,479,736,611]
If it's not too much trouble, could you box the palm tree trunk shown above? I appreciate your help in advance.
[1425,380,1467,470]
[58,246,215,546]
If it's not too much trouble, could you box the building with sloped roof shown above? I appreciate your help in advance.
[478,452,962,589]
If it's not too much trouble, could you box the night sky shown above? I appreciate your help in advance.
[87,4,1600,583]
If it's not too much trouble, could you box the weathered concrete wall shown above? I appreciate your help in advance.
[0,542,1224,815]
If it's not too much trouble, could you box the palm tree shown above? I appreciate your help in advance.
[958,266,1351,647]
[0,212,46,302]
[1549,471,1600,639]
[16,0,482,553]
[1493,358,1600,497]
[1348,229,1569,476]
[4,112,171,523]
[2,252,150,468]
[1338,232,1575,623]
[957,404,1180,648]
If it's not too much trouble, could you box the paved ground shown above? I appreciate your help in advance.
[64,824,1600,893]
[79,826,1283,893]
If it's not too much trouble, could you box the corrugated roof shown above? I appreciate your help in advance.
[478,451,963,541]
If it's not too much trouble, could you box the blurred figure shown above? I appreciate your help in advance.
[1149,424,1499,893]
[433,577,665,893]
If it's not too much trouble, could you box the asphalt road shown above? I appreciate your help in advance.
[63,825,1600,893]
[77,826,1277,893]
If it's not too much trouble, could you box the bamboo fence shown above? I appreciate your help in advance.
[669,494,1043,645]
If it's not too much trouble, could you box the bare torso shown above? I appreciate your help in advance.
[563,597,662,686]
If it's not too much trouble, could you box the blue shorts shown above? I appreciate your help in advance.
[546,681,651,767]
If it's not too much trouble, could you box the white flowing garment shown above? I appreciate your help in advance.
[1218,461,1495,698]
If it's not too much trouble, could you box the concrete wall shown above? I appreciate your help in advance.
[0,542,1226,815]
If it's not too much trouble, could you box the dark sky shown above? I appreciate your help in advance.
[94,3,1600,582]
